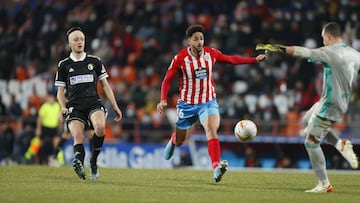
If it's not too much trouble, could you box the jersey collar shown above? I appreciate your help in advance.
[70,52,87,62]
[187,46,204,58]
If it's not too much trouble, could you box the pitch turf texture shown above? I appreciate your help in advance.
[0,166,359,203]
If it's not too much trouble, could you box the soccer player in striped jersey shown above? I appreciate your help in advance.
[157,24,266,182]
[257,22,359,193]
[55,27,122,181]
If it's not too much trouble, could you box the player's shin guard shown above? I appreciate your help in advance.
[91,133,104,163]
[208,138,221,169]
[304,140,329,185]
[73,144,85,165]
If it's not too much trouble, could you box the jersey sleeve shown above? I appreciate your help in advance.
[160,56,180,101]
[96,59,109,80]
[307,47,332,63]
[211,48,257,64]
[55,61,66,87]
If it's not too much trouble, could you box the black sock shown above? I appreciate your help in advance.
[73,144,85,165]
[54,138,67,156]
[91,133,104,165]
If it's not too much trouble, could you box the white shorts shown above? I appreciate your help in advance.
[303,103,334,142]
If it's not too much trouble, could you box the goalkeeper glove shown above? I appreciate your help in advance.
[256,44,286,53]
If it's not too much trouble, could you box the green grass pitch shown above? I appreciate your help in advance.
[0,166,359,203]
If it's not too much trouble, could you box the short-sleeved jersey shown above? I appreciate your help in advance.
[306,43,360,121]
[54,53,108,106]
[38,102,61,128]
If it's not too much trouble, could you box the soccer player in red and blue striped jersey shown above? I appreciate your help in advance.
[157,24,266,182]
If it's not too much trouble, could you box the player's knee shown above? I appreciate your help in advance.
[93,123,105,136]
[73,134,85,144]
[205,129,218,139]
[304,137,320,150]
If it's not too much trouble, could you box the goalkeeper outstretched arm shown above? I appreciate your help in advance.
[256,44,311,58]
[283,46,312,58]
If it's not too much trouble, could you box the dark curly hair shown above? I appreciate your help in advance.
[186,24,204,38]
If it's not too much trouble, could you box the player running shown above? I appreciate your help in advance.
[157,24,266,182]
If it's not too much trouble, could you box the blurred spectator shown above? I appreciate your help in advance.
[284,107,300,137]
[244,146,262,168]
[0,95,8,117]
[12,123,35,164]
[293,80,317,112]
[276,155,294,168]
[8,95,22,118]
[0,122,15,165]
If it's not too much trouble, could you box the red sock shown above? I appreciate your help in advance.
[208,138,220,169]
[170,132,176,145]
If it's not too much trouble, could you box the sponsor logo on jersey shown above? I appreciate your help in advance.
[88,63,94,70]
[194,67,207,80]
[69,74,94,85]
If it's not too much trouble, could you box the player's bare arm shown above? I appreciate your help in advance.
[157,63,178,114]
[56,86,67,123]
[100,79,122,122]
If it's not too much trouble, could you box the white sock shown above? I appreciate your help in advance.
[305,141,329,185]
[319,179,330,186]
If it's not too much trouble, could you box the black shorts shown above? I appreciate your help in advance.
[38,127,59,156]
[65,100,107,130]
[40,127,58,140]
[63,120,92,132]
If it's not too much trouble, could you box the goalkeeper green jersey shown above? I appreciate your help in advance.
[304,43,360,121]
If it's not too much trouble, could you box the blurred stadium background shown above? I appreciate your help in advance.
[0,0,359,170]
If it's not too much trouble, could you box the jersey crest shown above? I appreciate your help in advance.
[87,63,94,70]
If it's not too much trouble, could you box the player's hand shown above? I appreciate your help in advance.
[59,108,67,123]
[157,100,168,114]
[256,54,267,62]
[256,44,286,54]
[114,107,123,122]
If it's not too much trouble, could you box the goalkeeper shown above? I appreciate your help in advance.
[257,22,359,193]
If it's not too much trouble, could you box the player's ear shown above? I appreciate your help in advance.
[323,32,331,42]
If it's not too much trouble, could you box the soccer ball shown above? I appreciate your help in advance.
[234,120,257,142]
